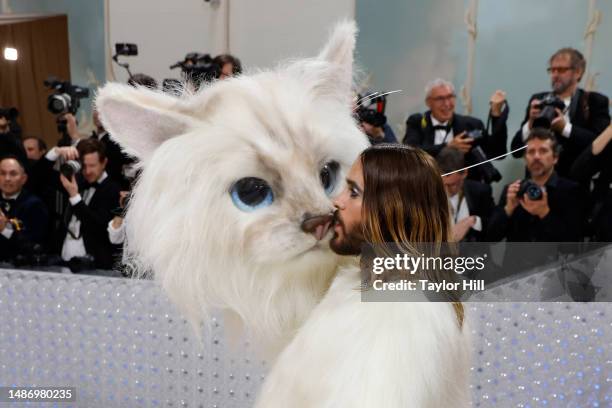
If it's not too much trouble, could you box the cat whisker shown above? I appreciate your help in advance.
[353,89,403,112]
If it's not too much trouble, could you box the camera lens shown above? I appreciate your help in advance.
[47,94,71,115]
[60,160,81,179]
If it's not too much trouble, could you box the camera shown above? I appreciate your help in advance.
[355,91,388,127]
[533,94,566,128]
[463,128,502,183]
[356,108,386,127]
[59,160,81,179]
[170,53,217,88]
[44,77,90,115]
[115,43,138,56]
[466,129,484,142]
[517,179,543,201]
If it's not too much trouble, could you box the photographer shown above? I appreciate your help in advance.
[107,191,130,245]
[55,139,120,271]
[0,108,26,163]
[511,48,610,178]
[212,54,242,80]
[0,156,48,264]
[357,109,397,145]
[436,147,495,242]
[571,124,612,241]
[403,79,508,183]
[488,128,583,243]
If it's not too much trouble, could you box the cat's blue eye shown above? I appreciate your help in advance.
[320,161,339,196]
[230,177,274,211]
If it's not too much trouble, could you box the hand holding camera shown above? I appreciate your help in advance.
[448,131,474,153]
[54,146,79,161]
[527,99,542,129]
[59,173,79,198]
[519,187,550,219]
[59,113,81,141]
[549,108,567,134]
[529,94,567,130]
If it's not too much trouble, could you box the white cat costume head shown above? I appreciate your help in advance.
[96,22,368,347]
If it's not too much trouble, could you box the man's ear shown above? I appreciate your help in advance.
[95,83,197,162]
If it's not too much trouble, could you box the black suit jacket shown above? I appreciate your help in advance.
[571,139,612,240]
[511,89,610,177]
[0,189,49,261]
[403,111,507,181]
[59,176,120,269]
[487,172,583,242]
[460,179,495,242]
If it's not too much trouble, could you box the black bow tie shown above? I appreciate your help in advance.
[82,182,98,190]
[433,124,450,132]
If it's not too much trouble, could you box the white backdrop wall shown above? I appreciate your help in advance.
[229,0,355,69]
[108,0,227,84]
[108,0,355,84]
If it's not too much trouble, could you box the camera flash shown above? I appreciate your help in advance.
[4,47,18,61]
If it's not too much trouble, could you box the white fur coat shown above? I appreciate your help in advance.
[256,265,472,407]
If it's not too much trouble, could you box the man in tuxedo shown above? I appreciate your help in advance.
[511,48,610,178]
[58,138,120,270]
[403,79,508,183]
[436,147,495,242]
[0,156,48,263]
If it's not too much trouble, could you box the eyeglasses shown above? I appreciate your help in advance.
[546,66,574,74]
[429,94,456,103]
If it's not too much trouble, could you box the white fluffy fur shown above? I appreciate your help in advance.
[97,21,471,405]
[96,21,369,350]
[256,265,472,407]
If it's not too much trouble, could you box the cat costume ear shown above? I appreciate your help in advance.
[95,83,196,162]
[95,20,358,161]
[317,20,357,95]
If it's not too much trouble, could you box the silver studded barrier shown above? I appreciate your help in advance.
[0,268,610,408]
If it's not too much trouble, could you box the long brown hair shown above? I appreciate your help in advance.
[359,144,463,327]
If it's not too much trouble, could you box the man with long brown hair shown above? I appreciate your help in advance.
[256,144,471,407]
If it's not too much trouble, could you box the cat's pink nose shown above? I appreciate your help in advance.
[301,213,334,241]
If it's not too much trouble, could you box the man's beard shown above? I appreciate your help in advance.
[329,211,364,256]
[552,78,572,95]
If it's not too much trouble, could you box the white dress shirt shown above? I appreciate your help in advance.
[107,218,125,245]
[432,116,454,145]
[449,193,482,232]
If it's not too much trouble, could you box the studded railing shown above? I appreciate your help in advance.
[0,268,610,407]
